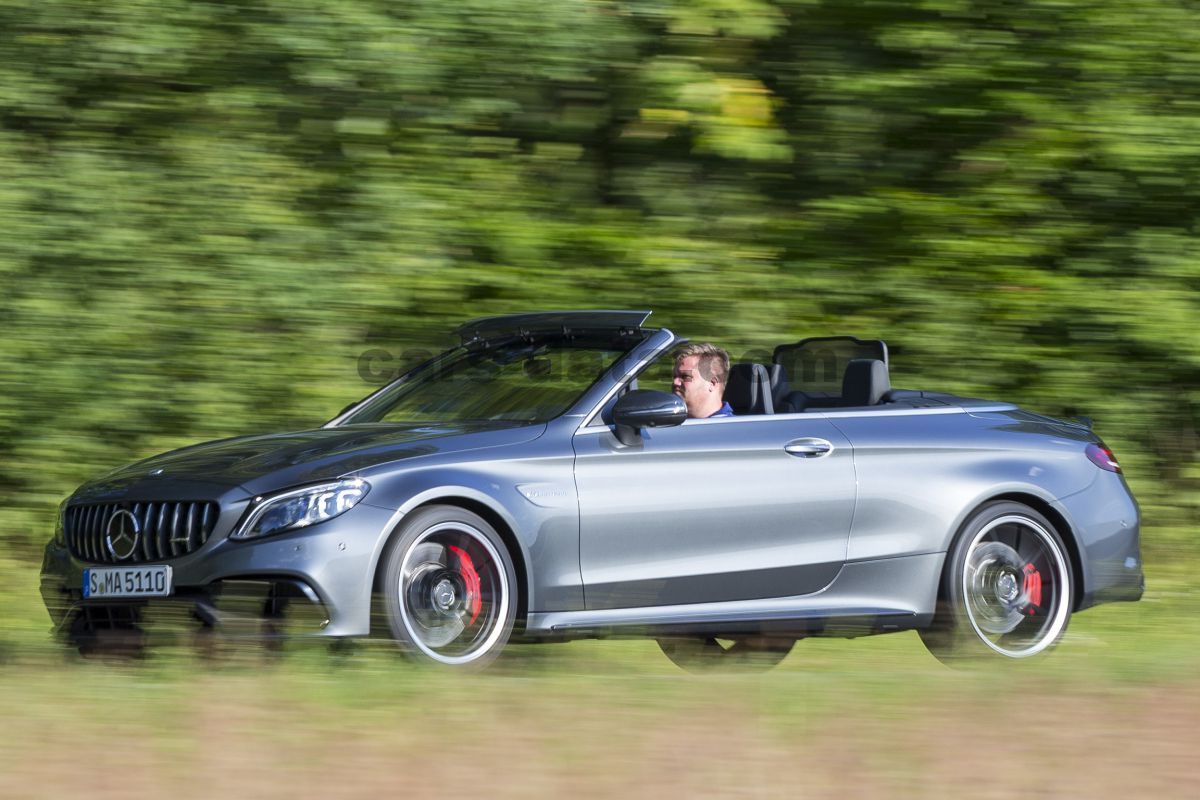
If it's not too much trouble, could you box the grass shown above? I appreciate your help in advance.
[1,545,1198,798]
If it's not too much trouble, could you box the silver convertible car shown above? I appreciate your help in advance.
[40,310,1143,669]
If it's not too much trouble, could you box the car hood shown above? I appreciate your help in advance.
[78,421,545,500]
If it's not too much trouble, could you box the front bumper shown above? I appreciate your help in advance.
[40,501,399,640]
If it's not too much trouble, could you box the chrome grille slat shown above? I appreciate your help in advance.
[147,502,160,560]
[84,505,98,561]
[200,503,213,545]
[96,505,108,561]
[157,503,169,560]
[131,501,142,557]
[172,503,194,550]
[169,503,181,557]
[64,500,219,564]
[78,506,90,561]
[91,506,101,561]
[78,507,86,557]
[95,505,109,563]
[185,503,197,550]
[152,501,164,560]
[139,502,154,561]
[80,506,90,561]
[106,503,117,560]
[94,504,104,563]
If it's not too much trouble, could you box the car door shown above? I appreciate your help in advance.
[572,415,856,610]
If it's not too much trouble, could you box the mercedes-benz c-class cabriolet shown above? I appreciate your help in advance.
[40,310,1143,669]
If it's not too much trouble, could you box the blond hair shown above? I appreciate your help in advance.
[675,342,730,385]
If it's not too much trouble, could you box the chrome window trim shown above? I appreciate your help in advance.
[817,404,1012,419]
[572,403,1015,436]
[574,414,789,435]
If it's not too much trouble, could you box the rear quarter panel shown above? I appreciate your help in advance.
[821,407,1101,562]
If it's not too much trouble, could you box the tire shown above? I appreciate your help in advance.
[657,635,795,673]
[380,505,518,669]
[920,501,1074,665]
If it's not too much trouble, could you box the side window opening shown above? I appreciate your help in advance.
[772,337,890,412]
[592,342,688,426]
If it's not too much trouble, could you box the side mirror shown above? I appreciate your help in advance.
[612,389,687,445]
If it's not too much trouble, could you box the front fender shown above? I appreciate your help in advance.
[360,459,581,614]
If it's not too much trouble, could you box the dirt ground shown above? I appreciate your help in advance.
[2,665,1196,800]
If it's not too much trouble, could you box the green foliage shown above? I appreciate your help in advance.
[1,0,1197,555]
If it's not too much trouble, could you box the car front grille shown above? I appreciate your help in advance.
[65,501,219,564]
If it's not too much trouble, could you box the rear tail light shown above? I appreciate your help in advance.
[1085,443,1121,473]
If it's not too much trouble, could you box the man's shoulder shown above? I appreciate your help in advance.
[707,402,734,418]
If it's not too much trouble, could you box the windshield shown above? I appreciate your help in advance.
[342,335,642,425]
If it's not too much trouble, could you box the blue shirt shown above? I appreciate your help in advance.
[707,402,734,418]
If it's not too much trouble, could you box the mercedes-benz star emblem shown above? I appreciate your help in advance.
[105,509,141,561]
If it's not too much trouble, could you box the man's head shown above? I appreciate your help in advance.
[672,343,730,418]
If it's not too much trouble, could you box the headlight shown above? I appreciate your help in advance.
[232,479,370,541]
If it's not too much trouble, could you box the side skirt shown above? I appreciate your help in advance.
[524,552,944,640]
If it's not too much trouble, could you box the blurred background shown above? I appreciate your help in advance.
[1,1,1198,796]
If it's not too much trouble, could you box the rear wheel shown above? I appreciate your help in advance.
[657,636,795,673]
[921,501,1073,665]
[381,505,517,669]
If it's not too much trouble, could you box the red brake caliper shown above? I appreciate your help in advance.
[448,545,483,625]
[1022,563,1043,614]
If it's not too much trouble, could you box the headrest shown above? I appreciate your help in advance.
[841,359,890,406]
[726,363,773,414]
[766,363,787,405]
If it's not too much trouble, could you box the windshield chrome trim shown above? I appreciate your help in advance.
[454,310,652,344]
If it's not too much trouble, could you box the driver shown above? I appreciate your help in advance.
[672,343,734,418]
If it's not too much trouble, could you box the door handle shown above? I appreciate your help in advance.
[784,438,833,458]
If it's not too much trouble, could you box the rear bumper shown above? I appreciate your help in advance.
[1055,472,1144,611]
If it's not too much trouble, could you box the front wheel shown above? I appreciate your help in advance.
[920,501,1073,665]
[657,636,795,673]
[380,505,518,669]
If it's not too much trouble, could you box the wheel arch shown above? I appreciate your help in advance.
[418,496,529,629]
[370,493,531,630]
[959,492,1086,612]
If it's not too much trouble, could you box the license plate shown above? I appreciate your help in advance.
[83,566,173,598]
